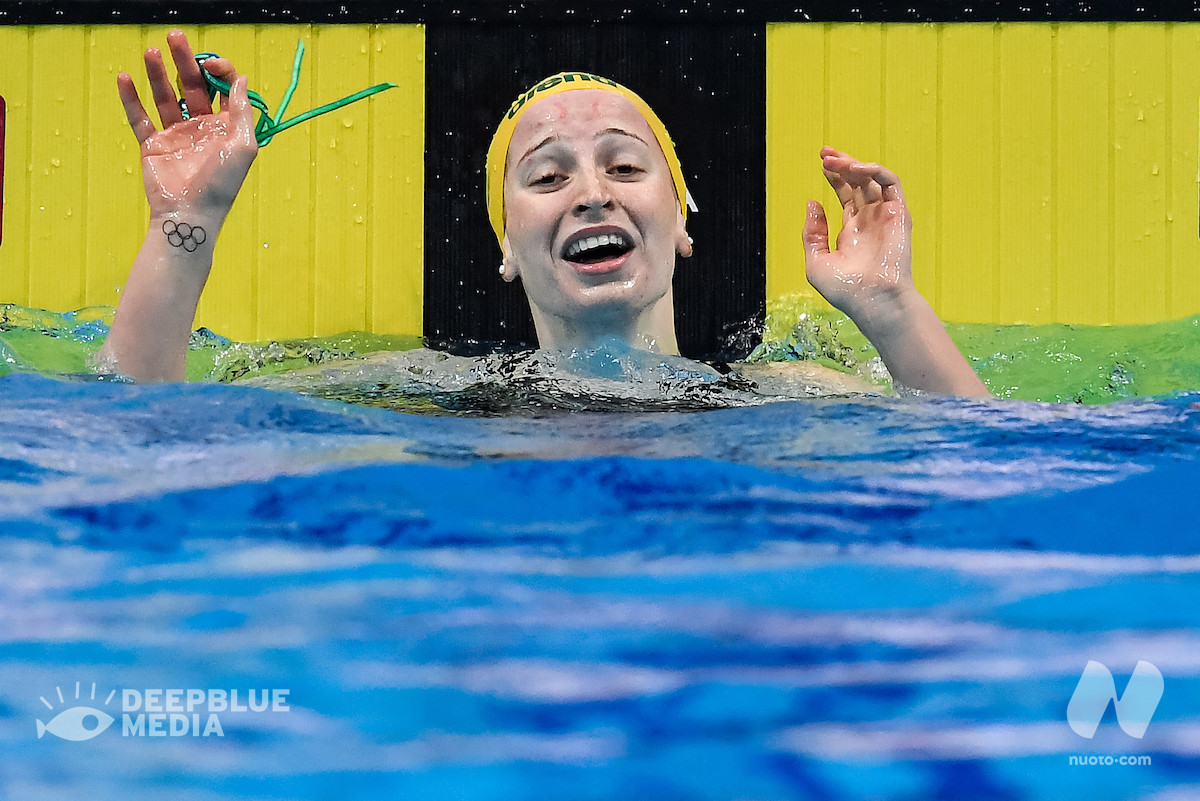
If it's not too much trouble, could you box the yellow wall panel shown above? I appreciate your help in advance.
[998,25,1054,323]
[765,23,827,304]
[768,22,1200,327]
[1056,23,1113,325]
[1,23,423,342]
[312,24,372,336]
[28,26,88,312]
[881,24,940,308]
[0,27,32,307]
[1112,24,1170,324]
[826,25,884,166]
[192,25,259,340]
[1168,24,1200,320]
[936,24,999,323]
[368,24,424,338]
[85,26,147,305]
[253,25,317,341]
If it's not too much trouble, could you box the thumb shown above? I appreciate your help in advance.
[803,200,830,264]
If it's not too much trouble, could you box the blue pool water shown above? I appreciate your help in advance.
[2,371,1199,800]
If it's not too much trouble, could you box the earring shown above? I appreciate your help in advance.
[498,263,507,277]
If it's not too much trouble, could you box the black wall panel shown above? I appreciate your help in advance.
[423,24,766,360]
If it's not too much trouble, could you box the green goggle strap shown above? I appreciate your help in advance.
[193,40,396,147]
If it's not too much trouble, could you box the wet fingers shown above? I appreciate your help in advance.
[144,47,184,129]
[167,29,213,118]
[117,73,157,145]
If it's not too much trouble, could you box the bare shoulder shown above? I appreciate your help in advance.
[731,360,882,397]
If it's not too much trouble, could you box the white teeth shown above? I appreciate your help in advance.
[565,232,629,259]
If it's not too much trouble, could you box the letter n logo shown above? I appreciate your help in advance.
[1067,660,1163,739]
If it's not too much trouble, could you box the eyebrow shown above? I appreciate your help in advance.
[516,134,560,166]
[595,127,649,146]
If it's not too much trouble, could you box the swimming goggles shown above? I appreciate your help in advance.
[189,40,396,147]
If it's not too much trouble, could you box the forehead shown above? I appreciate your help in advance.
[507,89,658,163]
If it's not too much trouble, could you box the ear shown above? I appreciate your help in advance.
[674,207,693,259]
[500,234,519,282]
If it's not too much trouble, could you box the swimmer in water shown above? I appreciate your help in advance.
[98,31,989,398]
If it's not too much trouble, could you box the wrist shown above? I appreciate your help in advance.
[840,284,929,341]
[148,211,224,255]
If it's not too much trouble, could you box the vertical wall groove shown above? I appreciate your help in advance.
[879,24,888,163]
[823,23,831,151]
[1107,22,1117,323]
[1049,24,1059,319]
[991,23,1001,322]
[80,31,91,305]
[1164,24,1174,316]
[22,25,34,307]
[365,24,376,334]
[934,23,944,312]
[307,25,319,336]
[249,24,261,339]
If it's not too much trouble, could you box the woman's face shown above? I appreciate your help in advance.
[501,90,689,335]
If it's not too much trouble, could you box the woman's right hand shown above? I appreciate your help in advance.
[117,29,258,219]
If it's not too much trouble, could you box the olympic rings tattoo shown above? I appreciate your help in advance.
[162,220,208,252]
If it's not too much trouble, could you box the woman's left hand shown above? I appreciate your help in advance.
[802,146,916,326]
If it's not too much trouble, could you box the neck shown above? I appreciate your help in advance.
[530,291,679,355]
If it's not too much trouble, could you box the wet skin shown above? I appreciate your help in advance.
[500,90,692,353]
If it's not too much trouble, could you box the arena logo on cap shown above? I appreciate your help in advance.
[504,72,620,120]
[35,681,290,741]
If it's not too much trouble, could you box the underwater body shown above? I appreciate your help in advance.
[1,304,1199,800]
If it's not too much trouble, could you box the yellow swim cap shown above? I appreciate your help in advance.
[485,72,689,249]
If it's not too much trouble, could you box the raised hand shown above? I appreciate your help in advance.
[117,29,257,218]
[98,30,258,382]
[803,146,913,323]
[801,146,989,396]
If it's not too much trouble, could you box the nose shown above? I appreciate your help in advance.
[572,169,613,218]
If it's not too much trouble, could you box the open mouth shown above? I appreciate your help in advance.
[562,231,634,266]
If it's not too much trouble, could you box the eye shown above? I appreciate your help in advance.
[530,172,564,188]
[610,163,642,178]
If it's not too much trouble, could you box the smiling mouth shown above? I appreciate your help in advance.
[562,232,633,265]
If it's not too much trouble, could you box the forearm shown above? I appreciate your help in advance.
[852,289,990,397]
[97,212,223,382]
